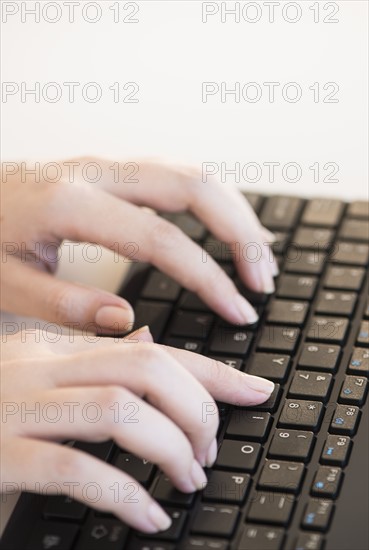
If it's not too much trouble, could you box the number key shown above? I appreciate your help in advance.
[288,372,332,402]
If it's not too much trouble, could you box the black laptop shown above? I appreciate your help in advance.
[1,193,368,550]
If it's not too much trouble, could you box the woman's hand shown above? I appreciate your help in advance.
[1,327,274,532]
[1,159,277,333]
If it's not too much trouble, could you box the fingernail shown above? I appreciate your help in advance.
[271,258,279,277]
[234,294,259,325]
[127,325,153,343]
[191,460,208,490]
[262,228,277,242]
[206,439,218,468]
[259,260,275,294]
[95,304,133,331]
[147,501,172,531]
[244,373,275,395]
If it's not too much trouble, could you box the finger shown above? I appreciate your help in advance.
[14,385,207,493]
[4,437,171,532]
[71,160,276,294]
[50,344,219,466]
[52,184,258,325]
[44,326,153,356]
[160,345,275,404]
[1,256,134,334]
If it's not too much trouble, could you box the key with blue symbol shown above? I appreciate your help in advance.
[339,375,368,406]
[356,320,369,346]
[329,404,360,435]
[302,500,334,531]
[311,466,342,498]
[321,435,351,466]
[348,347,369,375]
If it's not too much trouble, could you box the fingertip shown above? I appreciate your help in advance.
[94,302,134,334]
[125,325,154,343]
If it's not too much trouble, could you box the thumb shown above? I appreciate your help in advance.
[2,258,134,335]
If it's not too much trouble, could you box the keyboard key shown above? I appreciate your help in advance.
[245,353,291,382]
[285,251,326,275]
[75,518,128,549]
[315,291,357,317]
[251,384,281,413]
[311,466,342,498]
[268,430,314,462]
[203,238,236,262]
[298,343,340,372]
[216,440,261,472]
[307,316,349,344]
[339,219,369,242]
[128,540,175,550]
[134,301,172,341]
[301,500,334,532]
[288,372,333,402]
[278,400,324,431]
[258,460,305,494]
[347,201,369,219]
[179,291,210,312]
[293,227,334,249]
[324,266,365,291]
[293,532,324,550]
[270,231,290,255]
[141,271,181,301]
[44,496,87,522]
[141,509,187,541]
[247,492,294,526]
[152,475,195,508]
[114,453,155,487]
[210,356,243,370]
[226,410,271,441]
[164,338,203,353]
[320,435,351,466]
[209,328,252,356]
[260,196,304,231]
[357,320,369,346]
[191,504,239,537]
[277,274,318,300]
[180,538,228,550]
[338,375,368,405]
[203,470,250,504]
[243,192,264,213]
[26,521,79,550]
[348,347,369,375]
[73,440,114,462]
[257,326,300,353]
[267,299,309,325]
[331,242,369,266]
[301,198,344,227]
[330,404,360,436]
[170,311,213,339]
[238,525,284,550]
[162,212,206,241]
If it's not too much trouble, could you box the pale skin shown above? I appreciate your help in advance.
[1,159,276,532]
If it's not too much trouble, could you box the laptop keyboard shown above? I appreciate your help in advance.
[2,194,369,550]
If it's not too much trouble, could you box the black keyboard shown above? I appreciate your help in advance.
[1,194,368,550]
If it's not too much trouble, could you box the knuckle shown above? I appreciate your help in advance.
[51,448,85,480]
[97,385,128,410]
[149,218,183,252]
[47,285,73,324]
[132,343,170,375]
